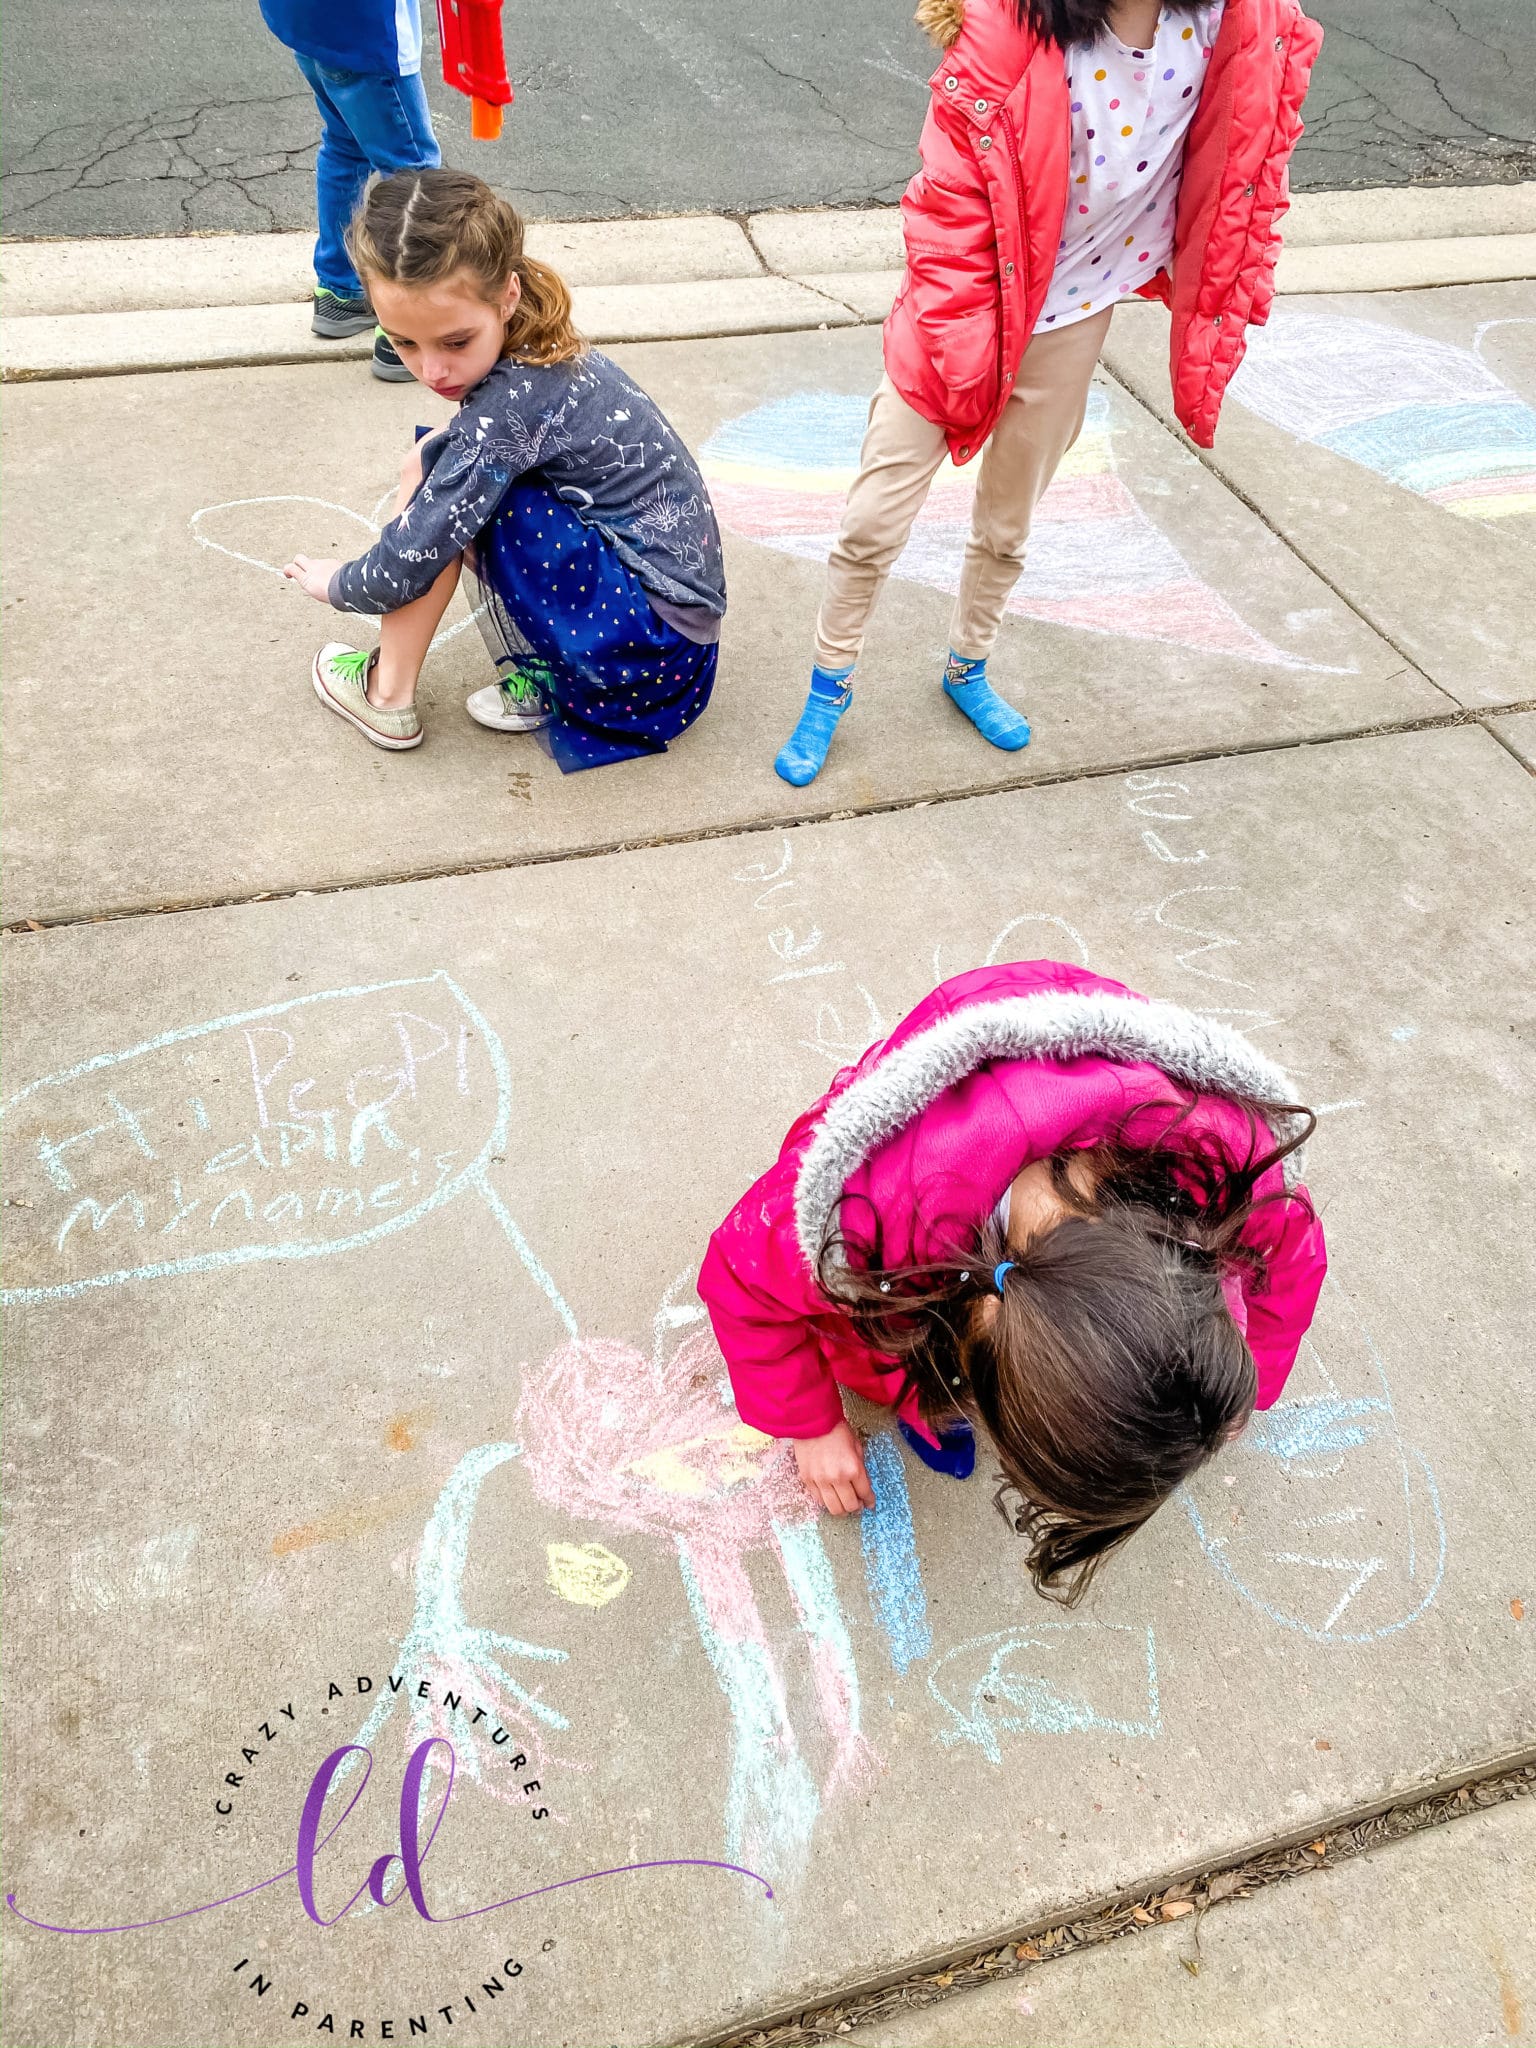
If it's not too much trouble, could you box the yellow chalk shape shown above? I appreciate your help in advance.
[1449,492,1535,520]
[618,1422,776,1499]
[546,1541,631,1607]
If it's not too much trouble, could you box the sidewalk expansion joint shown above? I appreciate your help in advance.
[729,210,775,277]
[705,1756,1536,2048]
[6,699,1532,939]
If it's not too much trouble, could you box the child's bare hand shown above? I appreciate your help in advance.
[794,1421,875,1516]
[283,555,341,603]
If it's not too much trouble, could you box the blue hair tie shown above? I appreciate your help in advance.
[993,1260,1016,1293]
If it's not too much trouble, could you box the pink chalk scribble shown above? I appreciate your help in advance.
[516,1321,877,1873]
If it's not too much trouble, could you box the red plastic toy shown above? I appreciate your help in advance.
[436,0,513,138]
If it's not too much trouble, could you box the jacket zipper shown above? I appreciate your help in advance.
[999,103,1027,388]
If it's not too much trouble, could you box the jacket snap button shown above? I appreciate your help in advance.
[1274,34,1284,48]
[1003,260,1015,276]
[979,135,992,150]
[1212,313,1223,325]
[1244,182,1254,194]
[975,97,988,110]
[960,444,971,457]
[945,75,958,88]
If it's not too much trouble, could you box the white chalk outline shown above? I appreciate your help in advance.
[1,970,576,1335]
[190,494,487,648]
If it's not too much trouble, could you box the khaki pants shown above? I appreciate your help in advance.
[815,307,1114,668]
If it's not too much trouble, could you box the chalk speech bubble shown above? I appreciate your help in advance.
[1,971,570,1325]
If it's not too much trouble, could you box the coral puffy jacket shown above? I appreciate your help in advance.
[884,0,1323,455]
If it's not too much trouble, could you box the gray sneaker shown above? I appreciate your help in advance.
[311,288,374,338]
[312,645,423,750]
[466,658,556,732]
[371,329,416,382]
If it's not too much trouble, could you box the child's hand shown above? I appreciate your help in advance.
[283,555,341,604]
[794,1421,875,1516]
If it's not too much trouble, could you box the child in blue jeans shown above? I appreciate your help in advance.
[259,0,441,379]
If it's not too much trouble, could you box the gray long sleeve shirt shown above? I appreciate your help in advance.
[329,350,726,640]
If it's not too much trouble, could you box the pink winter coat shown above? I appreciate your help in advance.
[884,0,1323,455]
[698,961,1326,1442]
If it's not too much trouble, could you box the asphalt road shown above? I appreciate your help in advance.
[3,0,1533,239]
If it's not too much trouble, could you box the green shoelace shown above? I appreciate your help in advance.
[331,648,374,687]
[500,655,557,704]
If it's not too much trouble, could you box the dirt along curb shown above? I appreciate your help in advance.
[2,181,1533,380]
[712,1757,1536,2048]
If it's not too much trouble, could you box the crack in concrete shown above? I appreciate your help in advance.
[7,699,1532,938]
[714,1759,1536,2048]
[2,91,319,234]
[744,45,916,158]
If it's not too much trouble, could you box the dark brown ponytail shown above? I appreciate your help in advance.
[817,1092,1316,1604]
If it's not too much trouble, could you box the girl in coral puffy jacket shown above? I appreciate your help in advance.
[773,0,1322,787]
[697,961,1327,1603]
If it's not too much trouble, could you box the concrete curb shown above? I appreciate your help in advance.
[0,276,861,382]
[3,182,1533,379]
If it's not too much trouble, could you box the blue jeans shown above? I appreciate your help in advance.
[291,54,441,297]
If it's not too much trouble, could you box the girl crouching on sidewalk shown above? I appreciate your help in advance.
[699,960,1327,1601]
[774,0,1322,785]
[284,168,726,772]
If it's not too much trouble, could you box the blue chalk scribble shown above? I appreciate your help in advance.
[860,1430,932,1675]
[928,1623,1160,1763]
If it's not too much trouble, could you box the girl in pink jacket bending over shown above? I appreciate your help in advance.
[698,960,1327,1602]
[775,0,1322,785]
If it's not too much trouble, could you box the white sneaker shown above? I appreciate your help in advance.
[465,680,555,733]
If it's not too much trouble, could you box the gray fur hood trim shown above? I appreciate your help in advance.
[795,990,1306,1268]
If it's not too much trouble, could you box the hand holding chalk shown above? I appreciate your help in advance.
[283,554,342,604]
[794,1420,875,1517]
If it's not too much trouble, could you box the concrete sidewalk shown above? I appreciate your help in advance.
[3,726,1534,2047]
[2,252,1534,2048]
[4,183,1535,379]
[2,325,1435,926]
[848,1797,1536,2046]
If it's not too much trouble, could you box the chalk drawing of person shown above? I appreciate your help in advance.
[514,1295,878,1877]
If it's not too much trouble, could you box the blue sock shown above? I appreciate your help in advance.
[942,652,1031,751]
[898,1415,976,1480]
[775,665,853,786]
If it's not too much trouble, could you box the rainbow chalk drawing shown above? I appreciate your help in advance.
[700,389,1341,668]
[929,1623,1162,1762]
[1226,311,1536,520]
[1182,1293,1446,1643]
[514,1291,878,1877]
[0,971,574,1336]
